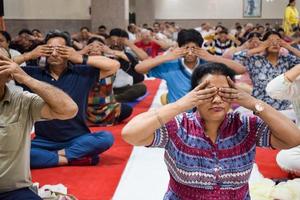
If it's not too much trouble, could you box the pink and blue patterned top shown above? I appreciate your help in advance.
[149,111,271,200]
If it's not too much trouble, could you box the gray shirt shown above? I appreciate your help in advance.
[0,85,44,193]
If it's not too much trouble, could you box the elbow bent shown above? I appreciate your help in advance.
[59,101,78,120]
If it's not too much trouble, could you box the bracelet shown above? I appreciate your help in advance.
[82,54,89,65]
[154,109,164,127]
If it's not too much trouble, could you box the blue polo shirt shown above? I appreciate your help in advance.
[148,58,205,103]
[22,64,99,142]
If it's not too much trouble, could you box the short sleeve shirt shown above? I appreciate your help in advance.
[0,86,45,193]
[21,64,99,142]
[149,112,270,200]
[148,59,205,103]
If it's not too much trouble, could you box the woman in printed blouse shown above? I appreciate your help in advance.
[233,30,300,110]
[122,62,300,200]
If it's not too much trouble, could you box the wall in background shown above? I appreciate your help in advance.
[3,0,297,35]
[156,19,282,30]
[5,19,90,36]
[154,0,297,19]
[4,0,91,19]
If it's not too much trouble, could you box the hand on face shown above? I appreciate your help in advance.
[166,47,189,60]
[30,44,54,60]
[86,42,108,56]
[0,54,29,84]
[175,80,218,111]
[218,76,255,109]
[192,47,215,61]
[278,38,289,48]
[55,45,82,64]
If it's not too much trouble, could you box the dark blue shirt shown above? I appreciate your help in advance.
[22,64,99,142]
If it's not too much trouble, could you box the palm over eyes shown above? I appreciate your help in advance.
[177,77,254,111]
[218,77,253,107]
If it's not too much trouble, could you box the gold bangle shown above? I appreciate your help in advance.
[154,109,164,127]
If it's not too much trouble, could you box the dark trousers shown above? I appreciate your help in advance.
[114,83,147,102]
[0,188,42,200]
[116,103,133,123]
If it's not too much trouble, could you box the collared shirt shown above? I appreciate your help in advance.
[148,112,270,200]
[148,58,205,103]
[21,64,99,142]
[181,58,199,75]
[233,50,300,110]
[0,86,44,193]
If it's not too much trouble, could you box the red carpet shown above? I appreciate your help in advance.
[32,79,161,200]
[255,147,289,179]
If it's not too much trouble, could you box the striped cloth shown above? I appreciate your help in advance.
[149,112,271,200]
[208,39,235,56]
[87,75,121,126]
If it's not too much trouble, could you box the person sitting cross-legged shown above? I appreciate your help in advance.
[13,30,120,168]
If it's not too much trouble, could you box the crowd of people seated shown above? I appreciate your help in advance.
[2,17,300,199]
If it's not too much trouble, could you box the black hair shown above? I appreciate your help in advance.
[87,37,105,45]
[0,31,11,43]
[247,32,262,40]
[219,28,228,35]
[147,28,154,32]
[80,26,90,32]
[18,29,33,36]
[109,28,123,37]
[215,25,225,31]
[236,25,243,31]
[128,24,135,31]
[98,25,107,30]
[121,30,129,39]
[191,62,236,90]
[109,28,129,39]
[293,26,300,32]
[177,29,204,47]
[32,29,41,33]
[257,25,264,30]
[262,30,281,41]
[45,30,72,46]
[288,0,296,6]
[277,27,285,32]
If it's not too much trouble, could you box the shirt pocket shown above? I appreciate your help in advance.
[0,122,23,152]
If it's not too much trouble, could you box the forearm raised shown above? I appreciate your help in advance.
[13,53,30,65]
[285,45,300,57]
[122,102,183,145]
[127,43,149,61]
[211,55,246,74]
[22,76,77,119]
[135,54,172,74]
[87,56,120,74]
[253,100,300,148]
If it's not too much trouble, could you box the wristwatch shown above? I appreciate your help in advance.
[253,102,265,115]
